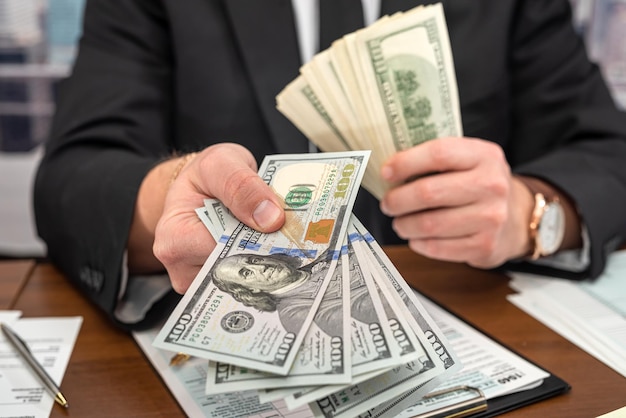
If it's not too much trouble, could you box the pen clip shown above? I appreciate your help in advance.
[1,323,28,352]
[1,323,31,352]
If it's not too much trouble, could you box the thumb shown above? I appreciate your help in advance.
[196,145,285,232]
[222,173,285,232]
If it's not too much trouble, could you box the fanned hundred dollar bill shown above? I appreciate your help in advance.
[311,218,461,418]
[300,221,448,417]
[351,217,460,377]
[277,218,457,414]
[199,198,353,392]
[202,212,414,396]
[154,151,370,375]
[282,233,428,410]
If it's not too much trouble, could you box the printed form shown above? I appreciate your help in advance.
[134,290,549,417]
[509,249,626,378]
[0,312,82,418]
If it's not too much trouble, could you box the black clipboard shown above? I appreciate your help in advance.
[414,295,571,418]
[471,374,570,417]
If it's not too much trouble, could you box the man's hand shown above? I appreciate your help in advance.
[380,137,534,268]
[130,143,285,293]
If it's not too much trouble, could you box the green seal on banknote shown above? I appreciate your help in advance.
[285,185,314,208]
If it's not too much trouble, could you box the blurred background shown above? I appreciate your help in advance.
[0,0,84,257]
[0,0,624,258]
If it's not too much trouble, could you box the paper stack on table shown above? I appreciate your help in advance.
[508,251,626,378]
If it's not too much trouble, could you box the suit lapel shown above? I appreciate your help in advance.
[222,0,309,154]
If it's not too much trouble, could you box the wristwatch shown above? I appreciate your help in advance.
[529,192,566,260]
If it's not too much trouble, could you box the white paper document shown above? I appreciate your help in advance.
[0,314,82,418]
[135,288,550,417]
[134,327,315,418]
[508,250,626,378]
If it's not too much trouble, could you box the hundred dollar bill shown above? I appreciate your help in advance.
[198,201,351,392]
[353,3,462,156]
[198,199,352,393]
[299,225,444,417]
[351,217,460,377]
[278,233,414,410]
[311,218,461,418]
[282,233,424,411]
[205,246,352,394]
[344,238,411,376]
[154,151,370,375]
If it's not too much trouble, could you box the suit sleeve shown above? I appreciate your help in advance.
[506,0,626,279]
[34,0,176,329]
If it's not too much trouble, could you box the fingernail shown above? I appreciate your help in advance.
[380,201,390,216]
[381,165,393,180]
[253,200,282,230]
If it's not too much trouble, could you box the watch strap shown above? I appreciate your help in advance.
[529,192,547,260]
[517,175,582,259]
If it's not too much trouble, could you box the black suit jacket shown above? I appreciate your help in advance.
[34,0,626,328]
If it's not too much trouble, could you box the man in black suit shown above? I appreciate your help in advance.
[34,0,626,329]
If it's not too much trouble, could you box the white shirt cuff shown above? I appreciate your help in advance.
[530,224,591,272]
[114,252,172,324]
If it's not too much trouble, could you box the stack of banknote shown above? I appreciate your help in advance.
[155,151,461,418]
[276,3,462,199]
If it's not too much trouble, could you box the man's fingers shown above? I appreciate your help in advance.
[194,144,285,232]
[407,234,505,268]
[392,202,507,241]
[155,143,287,294]
[220,169,284,231]
[381,137,505,184]
[165,263,205,294]
[153,215,215,293]
[382,170,477,215]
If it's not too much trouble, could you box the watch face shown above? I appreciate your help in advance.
[538,202,565,255]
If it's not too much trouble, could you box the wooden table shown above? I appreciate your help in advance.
[6,247,626,417]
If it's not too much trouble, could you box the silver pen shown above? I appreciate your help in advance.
[0,322,69,408]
